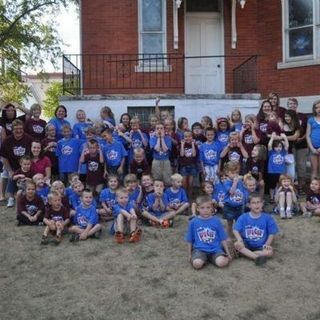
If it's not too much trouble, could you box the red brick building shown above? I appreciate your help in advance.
[62,0,319,122]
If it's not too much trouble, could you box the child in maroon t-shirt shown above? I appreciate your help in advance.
[130,148,150,180]
[13,156,35,194]
[16,181,44,226]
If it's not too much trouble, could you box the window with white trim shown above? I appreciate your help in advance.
[137,0,168,70]
[279,0,320,68]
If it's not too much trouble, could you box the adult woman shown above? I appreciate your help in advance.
[0,103,30,136]
[268,92,286,120]
[256,100,272,136]
[24,103,47,141]
[48,105,70,140]
[30,141,52,182]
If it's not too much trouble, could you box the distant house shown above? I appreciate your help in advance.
[61,0,319,123]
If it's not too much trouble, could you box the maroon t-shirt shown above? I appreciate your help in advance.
[246,158,265,180]
[241,129,262,155]
[178,142,199,167]
[13,168,35,180]
[17,194,45,216]
[221,147,243,167]
[41,137,58,172]
[0,134,33,171]
[24,118,47,141]
[31,156,52,176]
[130,159,150,178]
[45,206,70,221]
[296,112,308,149]
[267,121,282,136]
[306,191,320,205]
[84,153,104,186]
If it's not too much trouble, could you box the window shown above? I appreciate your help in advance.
[279,0,320,68]
[138,0,166,60]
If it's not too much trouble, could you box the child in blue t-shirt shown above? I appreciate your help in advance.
[128,117,148,161]
[165,173,190,215]
[99,174,119,221]
[199,127,222,184]
[185,195,231,270]
[149,123,172,186]
[141,179,174,228]
[69,189,102,241]
[233,193,279,266]
[124,173,143,209]
[222,161,246,238]
[33,173,50,205]
[72,109,92,141]
[215,117,231,150]
[101,127,127,179]
[267,133,289,202]
[56,124,81,184]
[112,188,141,244]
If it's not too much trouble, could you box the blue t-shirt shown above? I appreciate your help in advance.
[56,138,81,173]
[113,201,135,218]
[234,212,279,249]
[102,140,127,167]
[165,187,188,209]
[268,150,287,174]
[308,117,320,148]
[73,122,92,141]
[129,186,141,203]
[199,141,222,166]
[73,204,98,227]
[213,181,227,203]
[185,216,227,254]
[48,118,71,141]
[129,131,148,160]
[223,178,246,207]
[36,185,50,205]
[149,135,172,160]
[215,130,231,149]
[70,193,97,209]
[99,188,117,208]
[146,193,169,217]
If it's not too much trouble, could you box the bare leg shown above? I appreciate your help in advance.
[192,258,205,270]
[215,255,229,268]
[310,155,319,180]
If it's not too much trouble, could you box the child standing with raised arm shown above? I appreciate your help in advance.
[113,188,141,244]
[233,193,279,266]
[185,195,231,270]
[41,191,70,245]
[69,189,102,242]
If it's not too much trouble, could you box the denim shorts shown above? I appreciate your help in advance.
[223,204,243,221]
[179,165,198,177]
[191,249,225,265]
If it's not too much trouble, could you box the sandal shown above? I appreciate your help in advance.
[161,220,170,229]
[115,231,125,244]
[129,229,142,243]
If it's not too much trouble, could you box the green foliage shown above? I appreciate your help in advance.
[43,81,63,118]
[0,0,78,103]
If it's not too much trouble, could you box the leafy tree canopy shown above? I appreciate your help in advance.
[0,0,78,104]
[43,81,63,118]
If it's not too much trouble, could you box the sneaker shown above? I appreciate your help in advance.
[41,236,49,245]
[115,231,125,244]
[286,210,292,219]
[280,209,286,219]
[129,229,142,243]
[7,198,15,208]
[69,234,79,243]
[255,255,267,266]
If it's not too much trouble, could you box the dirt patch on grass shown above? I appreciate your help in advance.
[1,207,319,320]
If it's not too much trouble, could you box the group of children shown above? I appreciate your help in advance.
[1,95,320,269]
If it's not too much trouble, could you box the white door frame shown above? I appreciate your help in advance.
[184,4,225,94]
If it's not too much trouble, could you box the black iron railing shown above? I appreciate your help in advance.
[62,53,258,95]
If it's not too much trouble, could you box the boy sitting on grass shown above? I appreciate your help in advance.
[233,193,279,266]
[185,195,232,270]
[69,189,102,242]
[41,191,70,245]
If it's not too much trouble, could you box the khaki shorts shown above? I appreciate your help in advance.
[151,159,172,186]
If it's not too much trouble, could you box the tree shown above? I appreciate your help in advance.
[43,81,63,118]
[0,0,78,104]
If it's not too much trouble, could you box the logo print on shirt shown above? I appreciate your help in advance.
[13,146,26,156]
[107,150,118,160]
[204,150,217,160]
[260,123,267,133]
[88,161,99,172]
[229,151,240,162]
[62,145,73,155]
[184,148,193,158]
[78,216,88,227]
[32,125,44,134]
[197,227,216,244]
[218,134,229,143]
[230,189,243,203]
[26,204,38,216]
[273,154,284,165]
[244,134,253,144]
[245,226,264,240]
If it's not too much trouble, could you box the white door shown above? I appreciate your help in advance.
[185,13,224,94]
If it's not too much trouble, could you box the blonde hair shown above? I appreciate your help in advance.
[171,173,183,182]
[124,174,138,186]
[48,191,62,203]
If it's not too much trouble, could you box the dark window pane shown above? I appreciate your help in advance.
[186,0,220,12]
[289,0,313,28]
[142,0,162,31]
[289,27,313,57]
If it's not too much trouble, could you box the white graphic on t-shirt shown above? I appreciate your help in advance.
[244,134,253,144]
[32,125,44,134]
[184,148,193,158]
[169,198,181,209]
[252,165,259,174]
[230,189,243,203]
[88,161,98,172]
[52,215,63,221]
[229,151,240,162]
[218,134,229,143]
[26,204,38,216]
[245,226,264,241]
[260,123,267,133]
[197,227,216,243]
[273,154,284,165]
[13,146,26,157]
[77,216,88,227]
[62,145,73,155]
[132,139,142,149]
[204,150,217,160]
[310,196,320,205]
[107,150,118,160]
[6,123,12,132]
